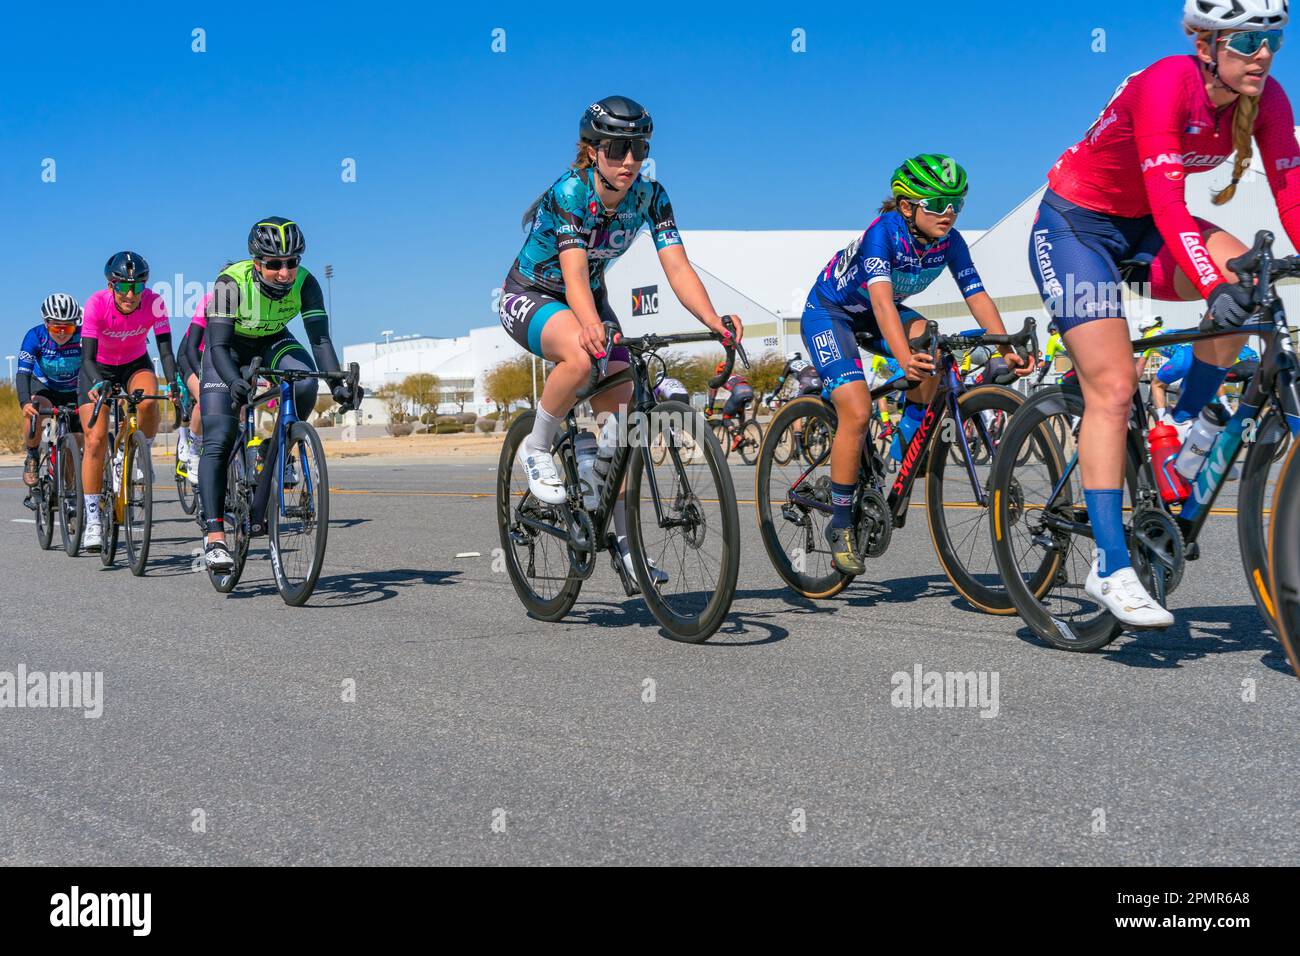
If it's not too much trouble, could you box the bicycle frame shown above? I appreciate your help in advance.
[229,374,314,527]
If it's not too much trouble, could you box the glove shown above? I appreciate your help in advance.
[333,382,363,410]
[1207,283,1253,328]
[229,378,254,408]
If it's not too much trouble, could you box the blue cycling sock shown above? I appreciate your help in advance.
[1172,357,1230,424]
[830,481,856,529]
[1084,488,1129,577]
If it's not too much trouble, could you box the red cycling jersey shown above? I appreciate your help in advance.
[1049,55,1300,298]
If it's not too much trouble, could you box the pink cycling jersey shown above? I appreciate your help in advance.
[189,291,211,352]
[1049,55,1300,298]
[81,288,171,365]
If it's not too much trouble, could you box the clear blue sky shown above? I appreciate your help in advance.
[3,1,1296,356]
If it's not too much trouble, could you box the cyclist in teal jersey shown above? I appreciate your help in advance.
[499,97,744,584]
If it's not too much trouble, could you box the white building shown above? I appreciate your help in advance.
[346,137,1298,418]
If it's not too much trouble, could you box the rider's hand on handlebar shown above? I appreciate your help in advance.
[1002,349,1034,377]
[1207,282,1253,327]
[579,320,608,359]
[229,377,254,407]
[22,402,38,417]
[904,350,935,381]
[333,382,364,410]
[714,314,744,344]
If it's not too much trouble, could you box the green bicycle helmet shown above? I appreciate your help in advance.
[890,153,969,202]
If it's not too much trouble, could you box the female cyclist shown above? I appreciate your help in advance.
[802,154,1030,575]
[499,95,743,585]
[1028,0,1299,627]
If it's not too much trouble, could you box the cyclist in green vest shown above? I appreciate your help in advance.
[197,217,362,571]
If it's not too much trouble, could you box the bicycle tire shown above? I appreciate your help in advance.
[124,430,153,576]
[625,401,740,641]
[710,419,731,459]
[1237,407,1289,632]
[99,444,119,567]
[1268,438,1300,678]
[176,452,198,514]
[738,420,763,465]
[755,396,851,599]
[496,411,582,621]
[35,446,55,551]
[988,386,1137,652]
[927,384,1047,615]
[58,434,83,557]
[270,422,330,606]
[208,451,250,593]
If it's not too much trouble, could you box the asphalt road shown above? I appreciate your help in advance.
[0,455,1296,866]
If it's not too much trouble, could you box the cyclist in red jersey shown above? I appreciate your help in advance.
[1028,0,1298,627]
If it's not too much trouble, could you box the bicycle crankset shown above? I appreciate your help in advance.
[1129,506,1186,602]
[565,506,597,578]
[856,488,892,559]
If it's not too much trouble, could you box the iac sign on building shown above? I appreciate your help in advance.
[632,285,659,316]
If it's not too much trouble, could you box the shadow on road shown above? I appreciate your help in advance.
[227,567,461,607]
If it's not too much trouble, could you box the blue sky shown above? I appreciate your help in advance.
[3,1,1297,356]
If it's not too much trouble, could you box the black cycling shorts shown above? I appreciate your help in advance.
[77,353,155,407]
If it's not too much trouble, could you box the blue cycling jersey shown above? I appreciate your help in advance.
[17,324,81,392]
[807,212,985,318]
[509,168,681,296]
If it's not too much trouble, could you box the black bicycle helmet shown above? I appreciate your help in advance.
[104,251,149,283]
[248,216,306,259]
[579,96,653,144]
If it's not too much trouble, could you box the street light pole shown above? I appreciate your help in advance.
[324,264,334,316]
[5,355,14,382]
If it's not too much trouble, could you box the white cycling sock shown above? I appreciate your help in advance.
[524,405,563,457]
[84,493,99,515]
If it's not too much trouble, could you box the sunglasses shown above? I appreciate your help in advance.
[600,139,650,162]
[111,280,147,294]
[913,196,965,216]
[46,322,77,335]
[1220,29,1284,57]
[258,256,301,271]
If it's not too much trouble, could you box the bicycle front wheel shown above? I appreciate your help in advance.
[99,446,119,567]
[124,430,153,576]
[270,422,329,606]
[927,385,1040,615]
[1268,438,1300,678]
[1238,408,1290,632]
[626,401,740,642]
[58,435,83,556]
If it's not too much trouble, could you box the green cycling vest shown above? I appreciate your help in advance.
[218,259,311,338]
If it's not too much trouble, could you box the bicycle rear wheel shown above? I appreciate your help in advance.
[124,430,153,576]
[209,452,250,593]
[35,447,55,550]
[927,385,1047,615]
[58,435,83,556]
[176,452,198,514]
[496,411,582,620]
[1237,408,1290,632]
[988,386,1135,652]
[710,419,731,459]
[755,396,850,599]
[738,420,763,465]
[1268,439,1300,678]
[626,401,740,641]
[270,422,329,606]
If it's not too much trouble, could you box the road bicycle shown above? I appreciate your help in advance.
[708,400,763,465]
[988,230,1300,653]
[206,360,361,605]
[498,319,746,643]
[25,401,83,554]
[755,318,1037,612]
[87,384,170,575]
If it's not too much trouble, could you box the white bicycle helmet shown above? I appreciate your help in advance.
[1183,0,1288,32]
[41,292,82,324]
[785,350,802,362]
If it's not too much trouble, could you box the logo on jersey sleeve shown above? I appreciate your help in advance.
[1179,232,1219,287]
[833,237,862,281]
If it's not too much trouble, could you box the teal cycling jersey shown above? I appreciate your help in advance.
[509,168,681,296]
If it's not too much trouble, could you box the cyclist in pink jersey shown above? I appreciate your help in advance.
[1028,0,1297,627]
[76,251,177,552]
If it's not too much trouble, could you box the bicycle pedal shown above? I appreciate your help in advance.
[606,533,640,597]
[22,495,36,512]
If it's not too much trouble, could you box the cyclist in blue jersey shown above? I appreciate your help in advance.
[499,96,744,585]
[801,154,1031,573]
[1152,340,1259,422]
[16,294,84,488]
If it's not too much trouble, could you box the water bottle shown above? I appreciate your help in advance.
[575,431,599,510]
[1174,403,1230,481]
[1147,422,1190,504]
[593,414,620,490]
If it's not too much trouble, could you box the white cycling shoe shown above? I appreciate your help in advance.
[187,451,202,483]
[1084,553,1174,629]
[621,550,669,592]
[516,445,566,505]
[82,519,103,553]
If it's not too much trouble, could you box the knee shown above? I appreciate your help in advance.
[835,398,871,436]
[1091,372,1139,418]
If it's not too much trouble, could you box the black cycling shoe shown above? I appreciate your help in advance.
[825,524,866,576]
[204,541,235,572]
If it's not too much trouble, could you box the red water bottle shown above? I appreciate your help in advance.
[1148,423,1190,504]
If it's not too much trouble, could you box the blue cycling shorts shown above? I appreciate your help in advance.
[801,295,923,395]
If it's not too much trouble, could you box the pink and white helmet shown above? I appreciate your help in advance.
[1183,0,1289,32]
